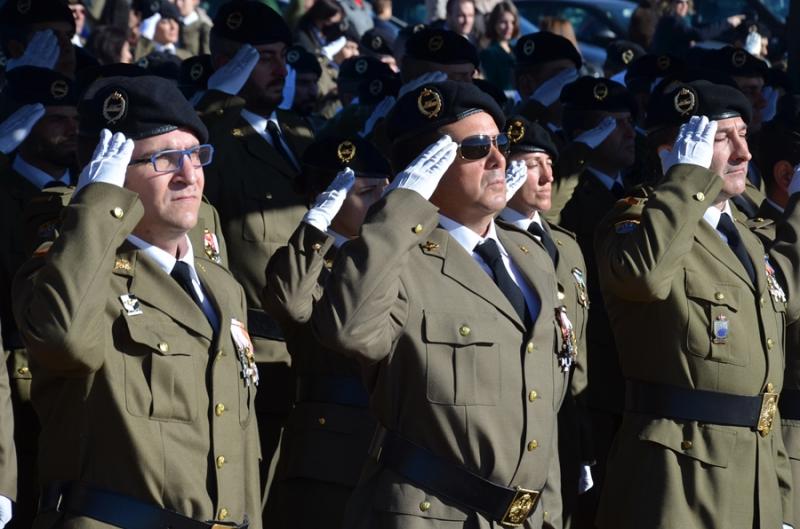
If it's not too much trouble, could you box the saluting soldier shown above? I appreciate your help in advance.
[497,116,592,529]
[312,80,570,528]
[263,136,391,529]
[13,75,262,529]
[595,81,796,529]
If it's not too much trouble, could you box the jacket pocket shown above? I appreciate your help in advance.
[372,469,469,521]
[638,418,737,468]
[423,310,499,406]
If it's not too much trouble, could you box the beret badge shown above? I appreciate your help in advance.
[731,49,747,68]
[621,49,634,65]
[355,59,368,74]
[189,62,204,81]
[523,40,535,56]
[673,87,696,115]
[593,82,609,101]
[372,36,383,50]
[50,80,69,100]
[417,87,443,119]
[507,120,525,144]
[369,79,383,96]
[16,0,31,14]
[102,90,128,125]
[226,11,243,30]
[428,35,444,52]
[337,140,357,163]
[656,55,671,70]
[286,50,300,64]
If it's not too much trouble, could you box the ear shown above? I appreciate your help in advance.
[773,159,794,192]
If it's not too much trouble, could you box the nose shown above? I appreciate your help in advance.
[486,142,504,170]
[541,162,554,183]
[175,154,199,184]
[731,134,752,163]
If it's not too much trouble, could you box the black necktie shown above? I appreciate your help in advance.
[611,181,625,199]
[528,221,559,267]
[170,261,205,311]
[716,213,756,284]
[474,239,528,323]
[266,120,298,170]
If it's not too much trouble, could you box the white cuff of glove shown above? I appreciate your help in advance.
[0,495,12,529]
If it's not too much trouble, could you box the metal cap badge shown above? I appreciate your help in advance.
[16,0,31,14]
[417,87,443,119]
[189,62,204,81]
[336,140,356,163]
[226,11,243,30]
[656,55,671,71]
[428,35,444,52]
[673,87,696,115]
[286,49,300,64]
[368,79,383,96]
[102,90,128,125]
[621,49,634,65]
[372,35,383,50]
[355,58,368,74]
[593,82,609,101]
[507,119,525,144]
[523,40,535,56]
[731,49,747,68]
[50,80,69,100]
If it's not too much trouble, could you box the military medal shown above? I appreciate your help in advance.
[555,307,577,372]
[571,268,589,307]
[203,230,222,264]
[230,319,259,387]
[764,256,787,304]
[712,315,729,344]
[119,294,143,316]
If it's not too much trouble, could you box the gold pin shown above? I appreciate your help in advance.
[519,245,529,254]
[422,241,440,251]
[231,128,244,137]
[114,258,132,272]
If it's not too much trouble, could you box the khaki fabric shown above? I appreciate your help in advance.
[0,345,16,500]
[179,11,212,56]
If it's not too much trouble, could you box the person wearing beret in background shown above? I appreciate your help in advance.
[602,40,645,80]
[194,1,315,516]
[282,46,327,133]
[497,116,592,529]
[133,1,192,61]
[360,27,399,72]
[178,54,213,100]
[595,80,796,529]
[312,79,568,528]
[401,27,479,83]
[13,74,261,529]
[263,136,391,529]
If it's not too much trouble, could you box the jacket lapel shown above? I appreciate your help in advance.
[236,119,297,179]
[195,258,229,349]
[694,219,757,289]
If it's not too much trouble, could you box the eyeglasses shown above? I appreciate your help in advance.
[128,144,214,173]
[456,133,511,160]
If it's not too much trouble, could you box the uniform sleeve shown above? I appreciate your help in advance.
[594,164,723,302]
[311,189,436,363]
[262,222,335,336]
[766,193,800,322]
[12,184,144,375]
[0,345,16,501]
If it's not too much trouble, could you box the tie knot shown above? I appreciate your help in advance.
[527,222,545,237]
[716,213,740,243]
[474,238,502,266]
[170,261,194,283]
[266,120,281,134]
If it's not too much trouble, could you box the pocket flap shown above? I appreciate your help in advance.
[423,310,497,346]
[372,469,469,521]
[123,316,189,356]
[685,269,740,310]
[638,418,737,468]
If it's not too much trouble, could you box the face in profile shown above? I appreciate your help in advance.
[708,116,751,199]
[507,151,554,214]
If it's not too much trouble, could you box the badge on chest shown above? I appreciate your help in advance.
[119,294,143,316]
[203,230,222,264]
[764,256,787,304]
[555,306,577,373]
[230,318,259,387]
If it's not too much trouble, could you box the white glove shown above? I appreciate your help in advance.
[745,30,761,56]
[762,85,778,123]
[359,96,395,137]
[574,116,617,149]
[0,103,45,154]
[788,163,800,196]
[207,44,259,96]
[658,115,717,173]
[578,464,594,494]
[6,30,59,71]
[505,159,528,200]
[530,68,579,107]
[782,524,794,529]
[398,71,448,100]
[321,36,347,61]
[303,168,356,232]
[76,129,134,193]
[278,65,296,110]
[0,495,11,529]
[384,135,458,200]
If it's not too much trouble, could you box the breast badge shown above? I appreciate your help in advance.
[555,307,577,372]
[231,319,259,387]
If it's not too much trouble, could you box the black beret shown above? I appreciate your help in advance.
[357,69,401,105]
[179,54,212,94]
[386,80,505,143]
[5,66,78,106]
[76,63,149,97]
[644,80,753,132]
[513,32,582,70]
[79,75,208,143]
[625,54,685,94]
[0,0,74,30]
[132,0,162,18]
[710,46,768,79]
[301,136,392,190]
[360,27,396,57]
[404,27,479,68]
[770,94,800,134]
[766,67,791,92]
[136,51,181,81]
[285,46,322,77]
[211,0,291,46]
[339,56,390,84]
[473,78,507,108]
[157,1,181,21]
[505,115,558,160]
[561,76,636,116]
[604,40,645,72]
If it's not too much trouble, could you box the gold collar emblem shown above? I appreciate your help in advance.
[417,87,443,119]
[337,140,356,163]
[102,90,128,125]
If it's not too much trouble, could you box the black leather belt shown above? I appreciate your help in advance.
[39,482,247,529]
[780,389,800,420]
[376,429,540,527]
[246,309,284,341]
[295,375,369,408]
[625,380,779,435]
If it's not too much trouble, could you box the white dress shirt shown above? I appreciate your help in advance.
[328,229,350,249]
[12,155,70,190]
[702,200,734,243]
[181,10,199,25]
[499,207,542,233]
[240,109,301,169]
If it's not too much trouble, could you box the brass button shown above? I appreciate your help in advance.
[767,338,775,350]
[760,297,765,307]
[527,440,539,451]
[714,292,724,301]
[215,403,226,416]
[216,455,226,469]
[17,366,30,375]
[556,240,563,246]
[157,342,169,352]
[218,508,228,520]
[419,501,431,512]
[112,207,124,219]
[459,325,471,337]
[557,291,565,300]
[311,243,322,251]
[413,224,423,234]
[694,192,705,201]
[526,342,535,354]
[681,440,693,450]
[528,390,538,402]
[216,349,225,358]
[318,417,326,425]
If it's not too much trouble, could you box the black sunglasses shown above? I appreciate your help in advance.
[456,133,511,160]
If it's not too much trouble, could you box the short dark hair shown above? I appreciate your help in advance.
[758,123,800,194]
[485,1,519,41]
[86,25,129,65]
[446,0,475,15]
[297,0,343,30]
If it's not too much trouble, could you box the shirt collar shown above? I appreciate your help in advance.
[12,155,70,190]
[439,214,507,257]
[126,234,199,284]
[702,200,734,230]
[498,207,540,232]
[153,41,176,54]
[327,229,350,249]
[240,109,280,134]
[586,167,622,191]
[182,10,199,25]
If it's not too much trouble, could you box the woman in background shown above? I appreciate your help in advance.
[479,1,519,91]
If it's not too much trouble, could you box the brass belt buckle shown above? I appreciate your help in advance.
[500,487,540,527]
[758,385,780,437]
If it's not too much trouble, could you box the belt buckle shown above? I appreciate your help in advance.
[758,388,780,437]
[500,487,540,527]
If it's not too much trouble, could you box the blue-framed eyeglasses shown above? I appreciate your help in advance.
[128,144,214,173]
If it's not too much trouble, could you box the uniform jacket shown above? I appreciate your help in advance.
[594,164,798,529]
[133,37,192,62]
[0,345,16,501]
[179,10,212,56]
[13,184,262,529]
[312,190,569,528]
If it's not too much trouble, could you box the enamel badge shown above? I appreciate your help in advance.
[571,268,589,307]
[764,256,787,304]
[231,319,259,387]
[712,315,729,344]
[555,306,577,372]
[203,230,222,264]
[119,294,143,316]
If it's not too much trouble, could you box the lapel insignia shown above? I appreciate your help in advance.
[114,258,132,272]
[203,229,222,263]
[555,306,577,372]
[231,128,244,137]
[197,262,207,273]
[422,241,440,252]
[519,245,530,254]
[571,268,589,307]
[324,258,334,270]
[712,314,729,344]
[119,294,143,316]
[764,256,787,304]
[231,319,259,387]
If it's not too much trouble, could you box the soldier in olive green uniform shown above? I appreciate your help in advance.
[177,1,213,56]
[0,327,16,529]
[595,81,795,529]
[263,136,391,528]
[14,75,261,529]
[313,81,569,528]
[196,2,315,505]
[497,116,591,529]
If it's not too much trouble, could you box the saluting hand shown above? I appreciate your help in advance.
[504,159,528,201]
[207,44,259,96]
[384,135,458,200]
[530,67,579,107]
[6,30,60,71]
[574,116,616,149]
[278,65,296,110]
[303,168,356,232]
[658,115,717,173]
[76,129,134,193]
[0,103,45,155]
